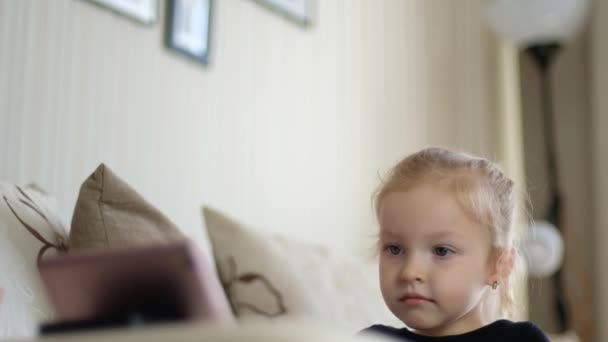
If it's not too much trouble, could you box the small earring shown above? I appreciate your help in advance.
[492,281,499,290]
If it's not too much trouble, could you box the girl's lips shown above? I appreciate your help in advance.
[399,294,434,304]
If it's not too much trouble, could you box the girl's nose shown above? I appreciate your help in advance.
[399,255,425,283]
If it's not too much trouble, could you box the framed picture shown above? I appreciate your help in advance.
[255,0,314,26]
[165,0,213,65]
[87,0,157,24]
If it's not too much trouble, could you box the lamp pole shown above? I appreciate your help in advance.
[525,43,569,333]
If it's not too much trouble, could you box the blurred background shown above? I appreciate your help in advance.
[0,0,603,341]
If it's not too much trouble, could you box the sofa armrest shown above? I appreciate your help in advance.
[34,322,392,342]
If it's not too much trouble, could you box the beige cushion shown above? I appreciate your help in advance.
[202,207,401,334]
[69,164,185,251]
[0,183,68,338]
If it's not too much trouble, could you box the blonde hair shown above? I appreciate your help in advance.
[374,147,518,319]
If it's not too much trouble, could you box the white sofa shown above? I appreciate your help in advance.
[0,173,398,340]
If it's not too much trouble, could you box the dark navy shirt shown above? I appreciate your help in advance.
[361,320,550,342]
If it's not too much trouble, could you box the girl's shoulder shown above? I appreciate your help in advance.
[487,319,550,341]
[360,320,550,342]
[514,321,551,340]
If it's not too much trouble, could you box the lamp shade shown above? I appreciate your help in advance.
[486,0,590,47]
[522,221,565,278]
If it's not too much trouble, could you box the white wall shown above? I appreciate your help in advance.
[0,0,499,253]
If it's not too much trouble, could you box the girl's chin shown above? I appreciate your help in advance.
[396,313,448,334]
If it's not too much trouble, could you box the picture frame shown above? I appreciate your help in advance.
[87,0,158,25]
[165,0,213,65]
[254,0,314,26]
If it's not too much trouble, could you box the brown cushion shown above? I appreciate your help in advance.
[69,164,185,251]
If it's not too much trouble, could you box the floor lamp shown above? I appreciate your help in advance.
[486,0,590,333]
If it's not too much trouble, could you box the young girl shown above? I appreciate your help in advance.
[362,148,549,341]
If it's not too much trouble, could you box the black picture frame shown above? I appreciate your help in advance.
[165,0,213,65]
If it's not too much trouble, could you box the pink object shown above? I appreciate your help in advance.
[39,241,233,324]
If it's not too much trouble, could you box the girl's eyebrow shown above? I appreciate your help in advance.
[429,231,464,240]
[379,230,402,238]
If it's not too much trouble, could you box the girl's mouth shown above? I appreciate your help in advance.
[399,293,434,305]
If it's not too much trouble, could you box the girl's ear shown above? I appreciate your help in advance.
[488,248,516,285]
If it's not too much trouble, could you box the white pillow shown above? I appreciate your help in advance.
[0,184,68,338]
[202,207,401,334]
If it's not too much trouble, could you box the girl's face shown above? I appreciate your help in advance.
[378,183,495,336]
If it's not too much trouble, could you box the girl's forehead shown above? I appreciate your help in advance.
[378,186,489,240]
[380,185,458,219]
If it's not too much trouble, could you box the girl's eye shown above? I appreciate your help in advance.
[385,245,403,256]
[434,246,453,257]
